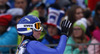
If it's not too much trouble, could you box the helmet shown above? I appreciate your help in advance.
[17,15,42,36]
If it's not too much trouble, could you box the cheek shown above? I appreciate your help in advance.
[33,31,41,39]
[75,14,82,20]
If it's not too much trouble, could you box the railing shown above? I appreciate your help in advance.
[0,43,100,54]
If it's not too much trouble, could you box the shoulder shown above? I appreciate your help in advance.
[27,40,44,47]
[7,26,17,32]
[67,36,73,41]
[67,36,75,44]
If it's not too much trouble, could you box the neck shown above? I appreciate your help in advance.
[24,36,36,40]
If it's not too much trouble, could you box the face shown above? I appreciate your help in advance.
[15,0,27,10]
[38,7,45,17]
[0,0,8,5]
[33,31,41,39]
[73,26,83,37]
[75,8,83,20]
[0,25,7,35]
[47,25,58,36]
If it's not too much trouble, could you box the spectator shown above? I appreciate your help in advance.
[6,8,25,45]
[0,0,10,14]
[41,7,65,46]
[68,5,84,24]
[87,29,100,54]
[88,2,100,53]
[6,8,24,26]
[27,0,41,14]
[94,2,100,28]
[0,15,18,53]
[64,18,90,54]
[84,10,96,39]
[67,5,84,36]
[14,0,27,15]
[29,3,46,24]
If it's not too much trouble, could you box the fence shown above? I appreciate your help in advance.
[0,43,100,54]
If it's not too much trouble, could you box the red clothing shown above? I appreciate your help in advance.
[88,0,100,11]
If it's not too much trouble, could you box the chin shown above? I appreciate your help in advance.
[37,35,40,39]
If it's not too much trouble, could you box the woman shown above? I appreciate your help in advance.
[64,18,90,54]
[68,5,84,24]
[67,5,84,36]
[16,15,71,54]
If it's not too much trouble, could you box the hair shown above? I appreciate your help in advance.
[84,10,91,19]
[95,2,100,15]
[14,0,27,2]
[94,2,100,27]
[67,5,83,36]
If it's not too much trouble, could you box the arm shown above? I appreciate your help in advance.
[27,35,67,54]
[27,20,71,54]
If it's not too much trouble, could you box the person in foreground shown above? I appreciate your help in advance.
[16,15,72,54]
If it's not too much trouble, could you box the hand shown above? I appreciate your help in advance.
[79,46,83,51]
[79,45,87,51]
[61,20,72,36]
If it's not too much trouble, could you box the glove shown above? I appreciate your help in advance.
[61,20,72,36]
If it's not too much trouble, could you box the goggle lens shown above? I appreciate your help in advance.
[35,23,41,29]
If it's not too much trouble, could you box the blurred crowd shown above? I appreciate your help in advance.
[0,0,100,54]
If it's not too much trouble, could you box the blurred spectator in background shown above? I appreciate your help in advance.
[6,8,24,45]
[64,18,90,54]
[49,0,61,10]
[94,2,100,29]
[41,7,65,46]
[6,8,24,26]
[87,29,100,54]
[84,10,96,39]
[14,0,27,15]
[0,15,18,53]
[67,5,84,36]
[28,0,42,14]
[87,2,100,53]
[0,0,11,14]
[29,3,46,24]
[68,5,84,24]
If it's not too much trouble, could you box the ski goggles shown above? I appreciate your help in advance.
[17,22,43,31]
